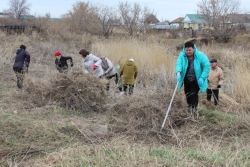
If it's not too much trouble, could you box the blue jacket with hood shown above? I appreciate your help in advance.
[175,46,210,93]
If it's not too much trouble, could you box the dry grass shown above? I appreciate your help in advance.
[0,30,250,166]
[23,72,107,112]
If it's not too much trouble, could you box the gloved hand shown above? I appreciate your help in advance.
[176,75,181,83]
[71,63,73,67]
[93,65,97,70]
[26,63,29,67]
[217,85,221,88]
[198,78,204,86]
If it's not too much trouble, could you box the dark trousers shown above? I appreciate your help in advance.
[184,80,200,108]
[123,84,134,95]
[207,89,219,105]
[13,67,24,89]
[106,73,120,91]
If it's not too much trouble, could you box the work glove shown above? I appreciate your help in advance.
[70,63,73,67]
[26,63,29,67]
[176,75,181,83]
[217,85,221,88]
[198,78,204,86]
[93,65,97,70]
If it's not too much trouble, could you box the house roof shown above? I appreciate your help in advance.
[20,14,35,19]
[227,13,250,24]
[145,14,159,24]
[183,14,206,23]
[243,14,250,23]
[0,12,9,16]
[155,21,169,25]
[0,12,14,17]
[170,17,184,23]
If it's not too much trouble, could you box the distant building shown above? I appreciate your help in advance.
[149,21,178,29]
[182,14,209,31]
[145,14,159,24]
[230,13,250,30]
[0,12,14,18]
[20,14,35,19]
[170,17,184,28]
[0,12,35,19]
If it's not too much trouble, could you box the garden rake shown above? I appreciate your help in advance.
[160,82,178,133]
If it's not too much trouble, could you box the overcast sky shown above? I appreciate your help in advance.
[1,0,250,21]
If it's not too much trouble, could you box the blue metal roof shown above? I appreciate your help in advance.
[183,14,206,23]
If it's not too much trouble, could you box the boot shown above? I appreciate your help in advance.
[192,107,199,119]
[187,106,193,118]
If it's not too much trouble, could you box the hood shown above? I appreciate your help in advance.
[16,48,24,54]
[83,54,91,62]
[125,60,135,66]
[181,45,198,58]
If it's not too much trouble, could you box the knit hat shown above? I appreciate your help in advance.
[129,58,134,62]
[54,51,61,57]
[210,58,217,63]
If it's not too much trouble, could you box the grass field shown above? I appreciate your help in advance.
[0,30,250,166]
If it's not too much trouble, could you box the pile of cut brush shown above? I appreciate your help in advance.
[23,72,107,112]
[108,92,190,143]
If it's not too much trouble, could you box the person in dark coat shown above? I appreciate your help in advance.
[54,51,73,74]
[13,44,30,89]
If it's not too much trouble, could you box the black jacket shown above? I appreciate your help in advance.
[13,49,30,69]
[55,56,73,69]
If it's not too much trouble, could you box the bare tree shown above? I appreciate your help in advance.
[86,5,118,38]
[8,0,31,19]
[65,2,118,38]
[197,0,242,42]
[118,1,152,36]
[64,2,90,33]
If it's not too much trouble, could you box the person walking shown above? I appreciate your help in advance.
[54,51,73,74]
[100,56,119,91]
[13,44,30,89]
[175,41,210,116]
[79,49,103,78]
[207,58,224,106]
[114,64,123,92]
[120,58,138,95]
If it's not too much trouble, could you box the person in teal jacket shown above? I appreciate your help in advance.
[175,41,210,116]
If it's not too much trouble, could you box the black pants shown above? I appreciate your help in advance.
[207,89,219,105]
[13,67,24,89]
[123,84,134,95]
[106,73,120,91]
[184,80,200,108]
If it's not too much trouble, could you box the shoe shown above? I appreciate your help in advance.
[119,92,124,95]
[192,107,199,119]
[188,106,192,114]
[188,106,197,119]
[187,106,193,118]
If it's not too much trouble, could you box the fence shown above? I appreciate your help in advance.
[0,24,40,34]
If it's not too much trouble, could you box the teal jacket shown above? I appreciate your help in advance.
[175,46,210,93]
